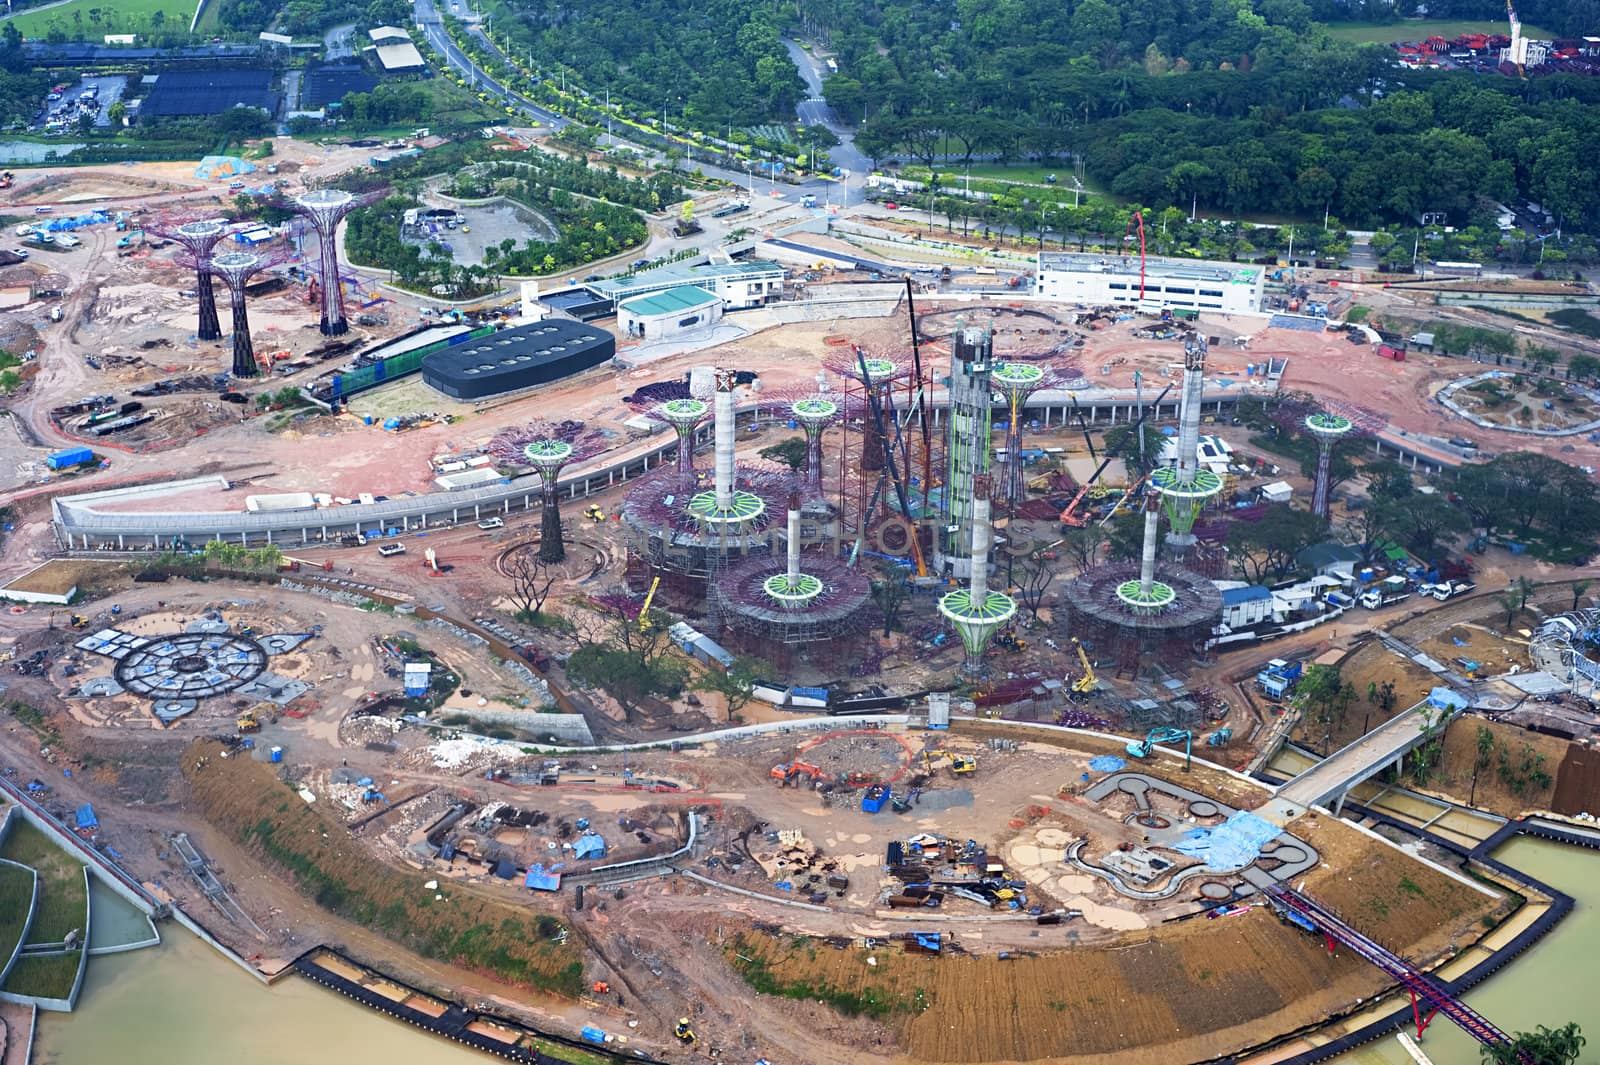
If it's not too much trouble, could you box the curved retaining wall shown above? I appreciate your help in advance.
[0,775,159,916]
[0,859,39,989]
[1235,782,1580,1065]
[0,867,91,1013]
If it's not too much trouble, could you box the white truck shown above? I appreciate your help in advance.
[1360,575,1410,609]
[1431,580,1477,601]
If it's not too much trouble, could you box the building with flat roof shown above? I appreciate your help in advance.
[421,319,615,400]
[1037,252,1262,315]
[586,260,783,311]
[140,68,279,120]
[618,285,723,341]
[373,41,426,72]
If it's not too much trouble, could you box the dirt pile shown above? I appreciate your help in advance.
[182,738,585,996]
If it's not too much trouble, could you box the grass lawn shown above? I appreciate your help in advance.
[0,950,83,1000]
[0,0,199,38]
[1323,19,1557,43]
[0,861,37,964]
[1345,305,1372,323]
[0,822,87,944]
[1550,308,1600,339]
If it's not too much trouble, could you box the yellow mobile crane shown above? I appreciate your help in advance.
[1072,638,1098,694]
[639,576,661,632]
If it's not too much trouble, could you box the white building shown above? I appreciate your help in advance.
[588,260,783,311]
[1036,252,1263,315]
[617,285,723,341]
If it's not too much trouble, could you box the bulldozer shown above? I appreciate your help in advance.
[236,710,261,733]
[674,1018,697,1044]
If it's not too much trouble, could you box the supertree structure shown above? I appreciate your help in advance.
[631,395,710,474]
[937,479,1016,675]
[1150,334,1224,556]
[288,188,381,336]
[991,360,1074,509]
[820,349,914,475]
[1305,411,1355,519]
[753,381,851,495]
[1117,492,1177,616]
[489,420,607,563]
[710,492,875,670]
[148,215,229,340]
[620,369,789,600]
[208,248,287,379]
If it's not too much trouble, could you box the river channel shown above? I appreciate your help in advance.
[32,836,1596,1065]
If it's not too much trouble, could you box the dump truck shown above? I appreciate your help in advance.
[1360,575,1410,609]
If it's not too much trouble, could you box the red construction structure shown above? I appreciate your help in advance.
[1266,885,1526,1057]
[1377,344,1406,362]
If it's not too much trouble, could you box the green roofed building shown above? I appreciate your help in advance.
[617,285,723,342]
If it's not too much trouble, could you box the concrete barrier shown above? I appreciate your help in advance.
[0,859,38,988]
[0,869,90,1012]
[0,776,160,916]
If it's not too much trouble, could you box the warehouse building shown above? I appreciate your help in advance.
[617,286,723,341]
[585,260,783,311]
[1036,252,1263,315]
[368,27,425,73]
[421,320,615,400]
[140,68,279,120]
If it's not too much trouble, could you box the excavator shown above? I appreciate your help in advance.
[770,760,823,786]
[236,710,261,733]
[1125,727,1193,771]
[1071,638,1098,694]
[923,750,976,775]
[674,1018,697,1045]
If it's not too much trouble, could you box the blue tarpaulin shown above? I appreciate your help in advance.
[573,833,607,860]
[74,803,98,829]
[1428,687,1468,711]
[581,1026,607,1044]
[523,863,561,891]
[1088,756,1126,773]
[1173,811,1281,870]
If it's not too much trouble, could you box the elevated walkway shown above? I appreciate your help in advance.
[1273,698,1461,817]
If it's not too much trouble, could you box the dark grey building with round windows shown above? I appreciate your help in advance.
[421,319,616,400]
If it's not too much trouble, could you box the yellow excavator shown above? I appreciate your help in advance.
[674,1018,696,1044]
[923,750,977,775]
[1072,638,1098,694]
[236,710,260,733]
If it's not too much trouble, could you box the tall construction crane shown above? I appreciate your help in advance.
[852,347,930,579]
[1059,383,1171,528]
[1071,637,1098,693]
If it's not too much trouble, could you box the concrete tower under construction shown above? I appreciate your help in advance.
[940,320,994,568]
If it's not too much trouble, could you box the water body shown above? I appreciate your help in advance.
[1336,837,1597,1065]
[34,931,488,1065]
[34,837,1596,1065]
[84,879,157,951]
[0,141,84,164]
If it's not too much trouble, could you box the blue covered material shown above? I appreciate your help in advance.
[74,803,98,829]
[573,832,606,860]
[1088,756,1126,773]
[1173,811,1281,870]
[1428,687,1468,711]
[581,1026,607,1044]
[523,863,561,891]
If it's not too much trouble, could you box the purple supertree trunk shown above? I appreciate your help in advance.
[676,431,695,474]
[805,429,824,491]
[540,479,565,563]
[196,268,222,341]
[1005,424,1025,508]
[1313,446,1332,519]
[317,226,346,336]
[226,285,257,378]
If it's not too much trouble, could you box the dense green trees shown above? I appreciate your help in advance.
[495,0,803,128]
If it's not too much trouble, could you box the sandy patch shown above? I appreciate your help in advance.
[1068,896,1148,930]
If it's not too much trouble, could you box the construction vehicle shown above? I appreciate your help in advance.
[1126,727,1193,770]
[583,504,605,522]
[994,629,1027,653]
[1360,576,1410,609]
[1206,728,1233,747]
[923,751,977,775]
[639,575,661,631]
[236,710,260,733]
[0,171,12,189]
[69,614,90,630]
[1071,638,1098,694]
[770,760,823,785]
[673,1019,696,1044]
[1256,658,1303,701]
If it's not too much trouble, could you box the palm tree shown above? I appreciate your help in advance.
[1570,578,1592,612]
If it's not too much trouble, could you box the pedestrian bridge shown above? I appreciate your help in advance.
[1274,693,1466,817]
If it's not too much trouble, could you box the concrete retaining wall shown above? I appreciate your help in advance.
[0,776,159,916]
[0,859,38,989]
[440,707,593,743]
[167,906,277,986]
[0,869,90,1012]
[739,298,898,324]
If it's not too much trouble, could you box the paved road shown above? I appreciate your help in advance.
[1277,700,1457,812]
[781,38,869,207]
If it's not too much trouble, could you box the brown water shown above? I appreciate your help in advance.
[1334,836,1598,1064]
[34,931,488,1065]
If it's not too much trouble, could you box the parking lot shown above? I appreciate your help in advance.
[34,75,128,132]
